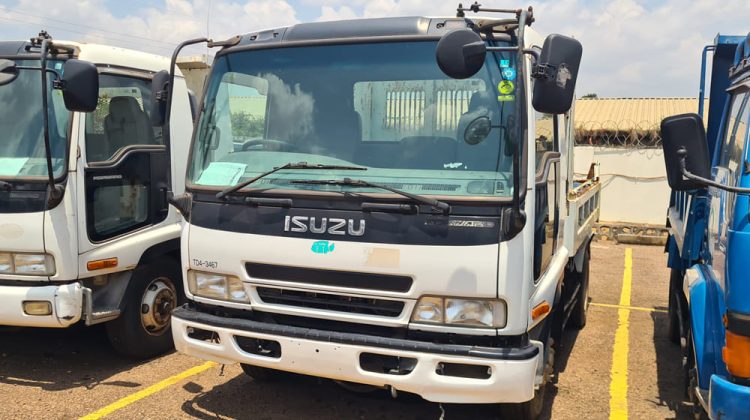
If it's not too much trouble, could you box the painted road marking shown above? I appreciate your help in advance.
[591,302,667,313]
[79,361,217,420]
[609,248,632,419]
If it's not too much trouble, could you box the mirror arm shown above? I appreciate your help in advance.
[501,8,530,239]
[679,155,750,195]
[38,39,64,208]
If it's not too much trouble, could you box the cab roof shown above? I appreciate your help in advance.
[0,39,177,75]
[228,16,541,51]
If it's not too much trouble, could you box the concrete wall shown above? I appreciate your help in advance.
[573,146,669,225]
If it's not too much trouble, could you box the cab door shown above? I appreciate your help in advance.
[707,90,749,291]
[77,71,169,253]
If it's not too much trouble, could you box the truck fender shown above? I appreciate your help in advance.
[686,265,727,390]
[84,239,182,313]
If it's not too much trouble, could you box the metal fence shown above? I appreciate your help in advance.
[574,120,662,149]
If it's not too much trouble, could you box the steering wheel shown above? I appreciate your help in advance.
[241,139,300,152]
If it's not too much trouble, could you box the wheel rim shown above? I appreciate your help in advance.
[140,277,177,336]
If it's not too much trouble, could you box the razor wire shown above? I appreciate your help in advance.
[574,120,662,149]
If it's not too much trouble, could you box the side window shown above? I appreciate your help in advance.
[719,93,749,172]
[535,111,558,170]
[85,74,162,163]
[533,112,560,280]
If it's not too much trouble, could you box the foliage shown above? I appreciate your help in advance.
[231,112,265,139]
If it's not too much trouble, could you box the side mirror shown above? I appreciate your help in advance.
[660,113,711,191]
[0,59,19,86]
[436,29,487,80]
[151,70,170,126]
[60,59,99,112]
[532,34,582,114]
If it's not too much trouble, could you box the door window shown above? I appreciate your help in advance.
[534,111,560,280]
[708,92,749,288]
[85,75,162,163]
[84,74,164,241]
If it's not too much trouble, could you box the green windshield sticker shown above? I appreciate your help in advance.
[311,240,335,254]
[0,158,28,176]
[497,95,515,102]
[196,162,246,186]
[498,80,515,95]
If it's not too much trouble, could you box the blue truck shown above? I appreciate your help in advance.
[661,33,750,418]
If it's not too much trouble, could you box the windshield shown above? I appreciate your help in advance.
[0,60,70,179]
[189,40,519,198]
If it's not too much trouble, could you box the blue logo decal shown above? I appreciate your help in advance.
[501,67,516,81]
[311,240,335,254]
[499,59,510,68]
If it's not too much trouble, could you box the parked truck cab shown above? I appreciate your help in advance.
[0,33,194,358]
[168,5,597,418]
[661,33,750,418]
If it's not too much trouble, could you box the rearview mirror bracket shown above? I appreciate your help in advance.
[677,149,750,195]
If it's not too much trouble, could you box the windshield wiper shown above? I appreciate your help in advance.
[216,162,367,199]
[0,180,12,191]
[290,178,450,213]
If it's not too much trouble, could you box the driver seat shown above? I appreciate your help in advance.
[103,96,154,159]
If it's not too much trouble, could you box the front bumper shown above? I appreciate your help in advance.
[709,374,750,419]
[0,282,83,328]
[172,306,541,404]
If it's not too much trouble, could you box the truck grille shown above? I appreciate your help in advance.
[256,287,405,318]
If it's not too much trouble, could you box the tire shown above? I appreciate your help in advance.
[498,337,554,419]
[240,363,283,382]
[106,261,181,359]
[668,268,683,344]
[568,246,590,330]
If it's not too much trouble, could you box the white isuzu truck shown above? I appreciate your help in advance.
[0,32,193,358]
[168,4,599,418]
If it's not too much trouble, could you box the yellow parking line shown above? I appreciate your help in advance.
[590,302,667,313]
[609,248,632,419]
[79,361,217,420]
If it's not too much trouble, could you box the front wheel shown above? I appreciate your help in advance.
[498,338,554,420]
[668,268,683,344]
[568,246,590,330]
[106,263,181,359]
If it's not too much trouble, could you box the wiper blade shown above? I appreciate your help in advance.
[291,178,450,213]
[216,162,367,199]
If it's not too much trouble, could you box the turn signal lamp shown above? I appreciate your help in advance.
[723,330,750,378]
[532,301,551,321]
[87,258,118,271]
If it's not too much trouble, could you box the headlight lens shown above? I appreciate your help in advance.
[412,297,507,328]
[14,254,55,275]
[0,253,12,274]
[0,252,55,275]
[187,270,250,303]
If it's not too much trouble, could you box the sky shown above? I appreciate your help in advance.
[0,0,748,97]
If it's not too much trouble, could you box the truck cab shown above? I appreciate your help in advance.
[661,33,750,418]
[0,33,193,358]
[169,6,596,418]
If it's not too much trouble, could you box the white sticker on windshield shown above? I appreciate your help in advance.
[0,157,29,176]
[196,162,247,186]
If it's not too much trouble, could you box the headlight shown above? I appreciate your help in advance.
[14,254,56,275]
[0,253,11,274]
[0,252,55,275]
[411,296,507,328]
[187,270,250,303]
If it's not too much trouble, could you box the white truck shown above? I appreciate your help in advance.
[167,4,599,418]
[0,32,194,358]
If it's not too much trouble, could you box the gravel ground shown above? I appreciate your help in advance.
[0,242,694,419]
